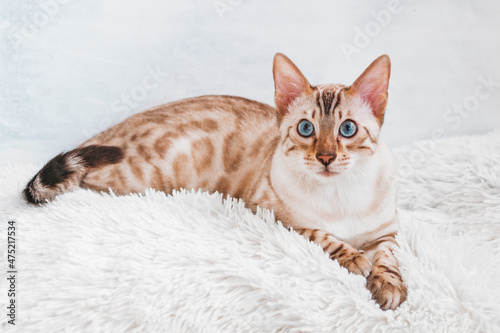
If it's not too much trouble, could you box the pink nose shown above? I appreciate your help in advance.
[316,153,336,166]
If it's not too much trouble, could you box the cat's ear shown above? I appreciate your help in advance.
[273,53,312,116]
[349,55,391,125]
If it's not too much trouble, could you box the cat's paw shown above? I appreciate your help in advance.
[366,265,407,310]
[330,248,371,277]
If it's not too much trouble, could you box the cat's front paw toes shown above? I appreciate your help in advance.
[331,248,371,277]
[367,265,407,310]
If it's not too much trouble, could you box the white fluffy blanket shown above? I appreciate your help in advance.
[1,131,500,332]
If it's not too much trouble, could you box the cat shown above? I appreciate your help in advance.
[23,53,407,310]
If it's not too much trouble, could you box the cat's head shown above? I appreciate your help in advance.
[272,53,390,181]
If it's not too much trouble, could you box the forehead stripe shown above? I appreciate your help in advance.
[332,92,341,118]
[315,86,346,117]
[322,90,336,116]
[316,91,323,115]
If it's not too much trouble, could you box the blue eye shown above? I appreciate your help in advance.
[339,120,357,138]
[297,119,314,137]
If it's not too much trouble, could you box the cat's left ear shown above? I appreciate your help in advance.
[273,53,313,117]
[349,55,391,126]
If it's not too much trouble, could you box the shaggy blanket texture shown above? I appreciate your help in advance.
[1,130,500,332]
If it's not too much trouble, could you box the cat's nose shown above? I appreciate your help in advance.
[316,153,336,166]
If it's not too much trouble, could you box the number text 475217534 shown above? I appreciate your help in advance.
[6,220,16,326]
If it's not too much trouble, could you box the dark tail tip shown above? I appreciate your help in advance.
[23,145,124,205]
[23,182,38,204]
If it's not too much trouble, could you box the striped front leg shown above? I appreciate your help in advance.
[362,233,407,310]
[296,228,371,277]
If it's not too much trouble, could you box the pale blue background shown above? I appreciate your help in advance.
[1,0,500,165]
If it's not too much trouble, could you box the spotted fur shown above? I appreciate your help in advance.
[24,53,406,310]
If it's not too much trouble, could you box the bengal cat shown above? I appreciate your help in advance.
[23,53,407,310]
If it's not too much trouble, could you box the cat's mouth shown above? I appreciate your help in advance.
[318,170,339,177]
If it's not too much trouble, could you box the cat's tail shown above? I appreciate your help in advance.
[23,145,124,205]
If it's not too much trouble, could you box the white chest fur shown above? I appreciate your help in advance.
[270,142,397,248]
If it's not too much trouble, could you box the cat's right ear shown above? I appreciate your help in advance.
[273,53,312,117]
